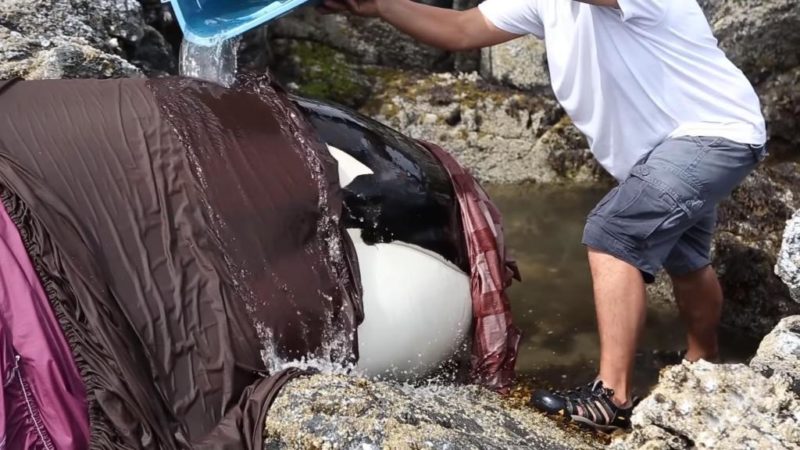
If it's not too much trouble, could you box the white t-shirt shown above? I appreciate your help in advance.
[478,0,767,181]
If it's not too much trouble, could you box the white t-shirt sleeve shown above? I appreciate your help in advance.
[477,0,544,39]
[616,0,668,27]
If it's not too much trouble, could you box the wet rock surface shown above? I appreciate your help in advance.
[611,361,800,450]
[750,315,800,395]
[264,374,602,450]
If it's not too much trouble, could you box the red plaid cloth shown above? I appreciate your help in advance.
[420,141,522,393]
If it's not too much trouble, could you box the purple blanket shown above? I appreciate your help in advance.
[0,203,89,450]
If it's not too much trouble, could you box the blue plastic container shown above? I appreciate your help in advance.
[164,0,318,46]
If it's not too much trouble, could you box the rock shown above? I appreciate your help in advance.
[612,360,800,450]
[0,0,173,78]
[777,211,800,303]
[452,0,482,73]
[361,69,608,184]
[702,0,800,84]
[758,67,800,158]
[700,0,800,160]
[648,163,800,336]
[264,373,602,450]
[271,39,373,108]
[715,163,800,336]
[608,424,692,450]
[270,8,452,72]
[541,116,610,184]
[481,35,550,92]
[0,27,142,80]
[750,315,800,395]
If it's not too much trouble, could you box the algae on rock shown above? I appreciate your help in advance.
[264,373,602,450]
[271,39,372,108]
[361,70,605,185]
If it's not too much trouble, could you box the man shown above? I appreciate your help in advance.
[321,0,767,431]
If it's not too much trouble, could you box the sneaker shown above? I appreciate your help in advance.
[530,380,633,432]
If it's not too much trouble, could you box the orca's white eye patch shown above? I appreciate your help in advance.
[326,144,374,188]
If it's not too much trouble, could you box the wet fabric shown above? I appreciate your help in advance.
[421,142,522,393]
[0,200,90,450]
[0,77,360,449]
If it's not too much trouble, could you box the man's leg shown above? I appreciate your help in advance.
[589,249,644,406]
[530,165,684,428]
[671,265,722,362]
[664,208,722,362]
[531,137,764,430]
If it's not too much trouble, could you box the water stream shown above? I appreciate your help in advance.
[179,37,241,87]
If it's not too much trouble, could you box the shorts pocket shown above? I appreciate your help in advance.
[608,177,681,244]
[604,165,704,247]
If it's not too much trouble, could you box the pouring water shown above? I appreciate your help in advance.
[179,36,241,87]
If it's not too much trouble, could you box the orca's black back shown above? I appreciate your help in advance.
[293,97,470,273]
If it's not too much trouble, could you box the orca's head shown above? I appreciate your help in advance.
[293,97,473,381]
[292,96,470,274]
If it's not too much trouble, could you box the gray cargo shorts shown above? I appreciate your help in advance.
[583,136,768,283]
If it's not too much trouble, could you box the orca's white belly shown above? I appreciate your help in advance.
[326,143,472,380]
[349,229,472,380]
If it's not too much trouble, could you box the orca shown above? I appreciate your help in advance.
[294,97,474,381]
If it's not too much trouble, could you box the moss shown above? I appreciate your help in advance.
[284,41,371,108]
[361,67,525,118]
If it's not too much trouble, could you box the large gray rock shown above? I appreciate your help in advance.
[0,28,141,79]
[703,0,800,84]
[611,360,800,450]
[271,8,452,72]
[0,0,173,78]
[480,35,550,92]
[363,70,609,184]
[700,0,800,158]
[264,373,602,449]
[758,66,800,157]
[750,316,800,395]
[776,210,800,303]
[714,163,800,336]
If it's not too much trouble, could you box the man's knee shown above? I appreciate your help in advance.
[669,264,713,283]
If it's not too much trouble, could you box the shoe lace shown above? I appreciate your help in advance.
[559,381,615,404]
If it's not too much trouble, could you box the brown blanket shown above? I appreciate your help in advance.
[0,76,361,449]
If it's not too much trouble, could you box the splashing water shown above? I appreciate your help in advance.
[179,37,241,87]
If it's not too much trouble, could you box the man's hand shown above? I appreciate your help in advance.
[320,0,382,18]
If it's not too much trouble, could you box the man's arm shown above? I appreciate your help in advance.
[321,0,521,51]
